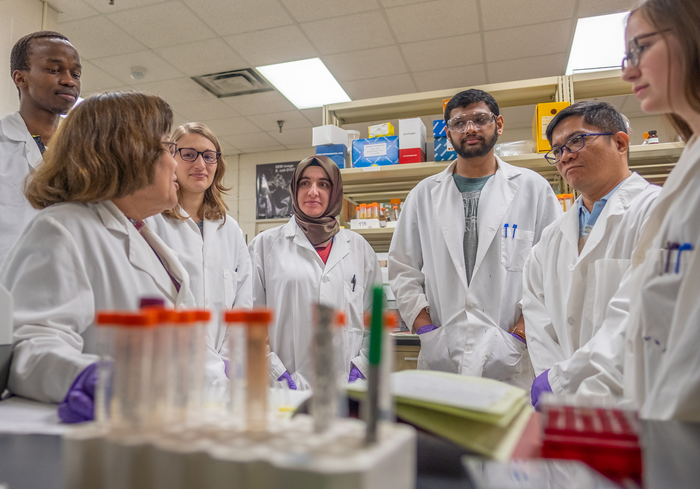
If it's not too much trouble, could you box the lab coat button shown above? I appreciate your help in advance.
[568,264,575,271]
[465,346,473,352]
[322,276,329,283]
[567,317,575,325]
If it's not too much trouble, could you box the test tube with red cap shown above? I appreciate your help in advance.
[245,309,273,432]
[148,308,177,430]
[334,310,349,418]
[165,310,197,426]
[189,309,211,420]
[109,310,157,433]
[94,312,122,425]
[224,310,247,424]
[311,303,337,433]
[380,312,397,422]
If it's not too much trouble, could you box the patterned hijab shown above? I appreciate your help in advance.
[290,156,343,247]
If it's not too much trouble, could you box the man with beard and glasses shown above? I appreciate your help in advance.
[0,31,81,265]
[388,89,561,389]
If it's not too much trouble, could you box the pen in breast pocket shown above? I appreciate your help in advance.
[665,242,680,274]
[512,224,517,238]
[351,275,356,292]
[675,243,693,274]
[504,223,509,238]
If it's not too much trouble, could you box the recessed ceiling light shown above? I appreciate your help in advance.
[256,58,351,109]
[566,11,629,75]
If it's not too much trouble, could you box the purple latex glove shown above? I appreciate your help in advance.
[348,365,365,383]
[510,332,526,344]
[531,369,553,411]
[416,324,438,335]
[58,363,98,424]
[277,371,297,390]
[223,358,230,379]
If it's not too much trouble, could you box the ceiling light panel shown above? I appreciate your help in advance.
[566,11,628,74]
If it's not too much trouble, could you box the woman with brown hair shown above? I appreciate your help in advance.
[147,122,252,366]
[0,91,196,422]
[249,156,381,390]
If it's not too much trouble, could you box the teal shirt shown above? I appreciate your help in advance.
[453,173,494,284]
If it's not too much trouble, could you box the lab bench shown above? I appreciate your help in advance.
[2,417,699,489]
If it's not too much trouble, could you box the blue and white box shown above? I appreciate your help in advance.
[315,144,349,169]
[432,119,447,138]
[352,136,399,167]
[434,136,457,162]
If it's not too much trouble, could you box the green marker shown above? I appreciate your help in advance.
[365,284,384,444]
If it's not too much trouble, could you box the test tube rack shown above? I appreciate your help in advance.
[64,414,416,489]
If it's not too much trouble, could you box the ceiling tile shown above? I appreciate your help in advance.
[379,0,425,6]
[247,111,313,133]
[91,51,183,85]
[402,33,483,72]
[268,127,313,146]
[481,0,575,31]
[280,0,380,22]
[301,11,395,55]
[342,73,417,99]
[172,111,190,128]
[484,20,571,63]
[155,38,249,77]
[224,25,318,67]
[224,132,284,151]
[82,0,166,13]
[386,0,479,43]
[52,0,100,23]
[58,16,146,59]
[78,60,125,92]
[486,53,567,83]
[322,46,407,82]
[221,91,297,115]
[300,108,323,126]
[130,77,216,105]
[169,98,241,122]
[107,1,216,49]
[412,64,487,92]
[205,116,263,137]
[577,0,633,18]
[182,0,293,36]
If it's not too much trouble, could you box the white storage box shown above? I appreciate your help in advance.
[312,125,349,146]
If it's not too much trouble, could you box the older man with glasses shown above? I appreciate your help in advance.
[523,101,661,409]
[388,89,561,390]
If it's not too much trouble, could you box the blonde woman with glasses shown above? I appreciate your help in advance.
[147,123,252,374]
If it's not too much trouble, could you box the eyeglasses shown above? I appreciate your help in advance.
[545,133,614,165]
[175,147,221,165]
[162,141,177,157]
[621,29,672,70]
[446,112,496,133]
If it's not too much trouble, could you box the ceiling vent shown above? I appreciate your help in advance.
[191,68,274,98]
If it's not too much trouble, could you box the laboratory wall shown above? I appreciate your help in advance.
[0,0,58,119]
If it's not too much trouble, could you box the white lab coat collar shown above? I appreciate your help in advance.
[283,217,349,274]
[1,111,43,170]
[430,157,520,289]
[96,201,188,304]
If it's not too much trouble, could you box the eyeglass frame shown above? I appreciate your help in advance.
[544,132,614,165]
[175,147,221,165]
[621,28,672,70]
[446,112,497,133]
[162,141,177,157]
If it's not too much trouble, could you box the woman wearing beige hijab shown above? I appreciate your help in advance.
[249,156,381,390]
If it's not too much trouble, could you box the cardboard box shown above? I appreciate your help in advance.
[368,122,395,138]
[312,125,348,146]
[434,136,457,162]
[432,119,447,138]
[353,136,399,167]
[315,144,350,169]
[399,148,426,164]
[533,102,570,153]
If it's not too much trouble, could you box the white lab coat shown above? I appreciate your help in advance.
[622,135,700,420]
[0,112,42,267]
[388,157,561,389]
[0,201,196,404]
[146,210,253,353]
[249,218,382,390]
[523,173,660,378]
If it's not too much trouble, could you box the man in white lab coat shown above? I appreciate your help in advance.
[0,31,81,266]
[388,89,561,389]
[523,101,661,409]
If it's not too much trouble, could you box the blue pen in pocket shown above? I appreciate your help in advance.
[675,243,693,274]
[504,223,509,238]
[512,224,517,238]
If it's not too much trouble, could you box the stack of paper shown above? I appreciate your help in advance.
[348,370,533,459]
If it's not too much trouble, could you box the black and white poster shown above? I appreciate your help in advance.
[256,161,298,219]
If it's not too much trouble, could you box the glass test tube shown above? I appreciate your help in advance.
[334,311,349,418]
[110,311,157,434]
[224,310,248,423]
[380,312,397,422]
[188,310,210,421]
[148,309,177,431]
[244,309,273,432]
[311,303,337,433]
[94,313,120,426]
[165,310,196,426]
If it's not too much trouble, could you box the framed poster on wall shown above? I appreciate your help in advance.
[256,161,299,219]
